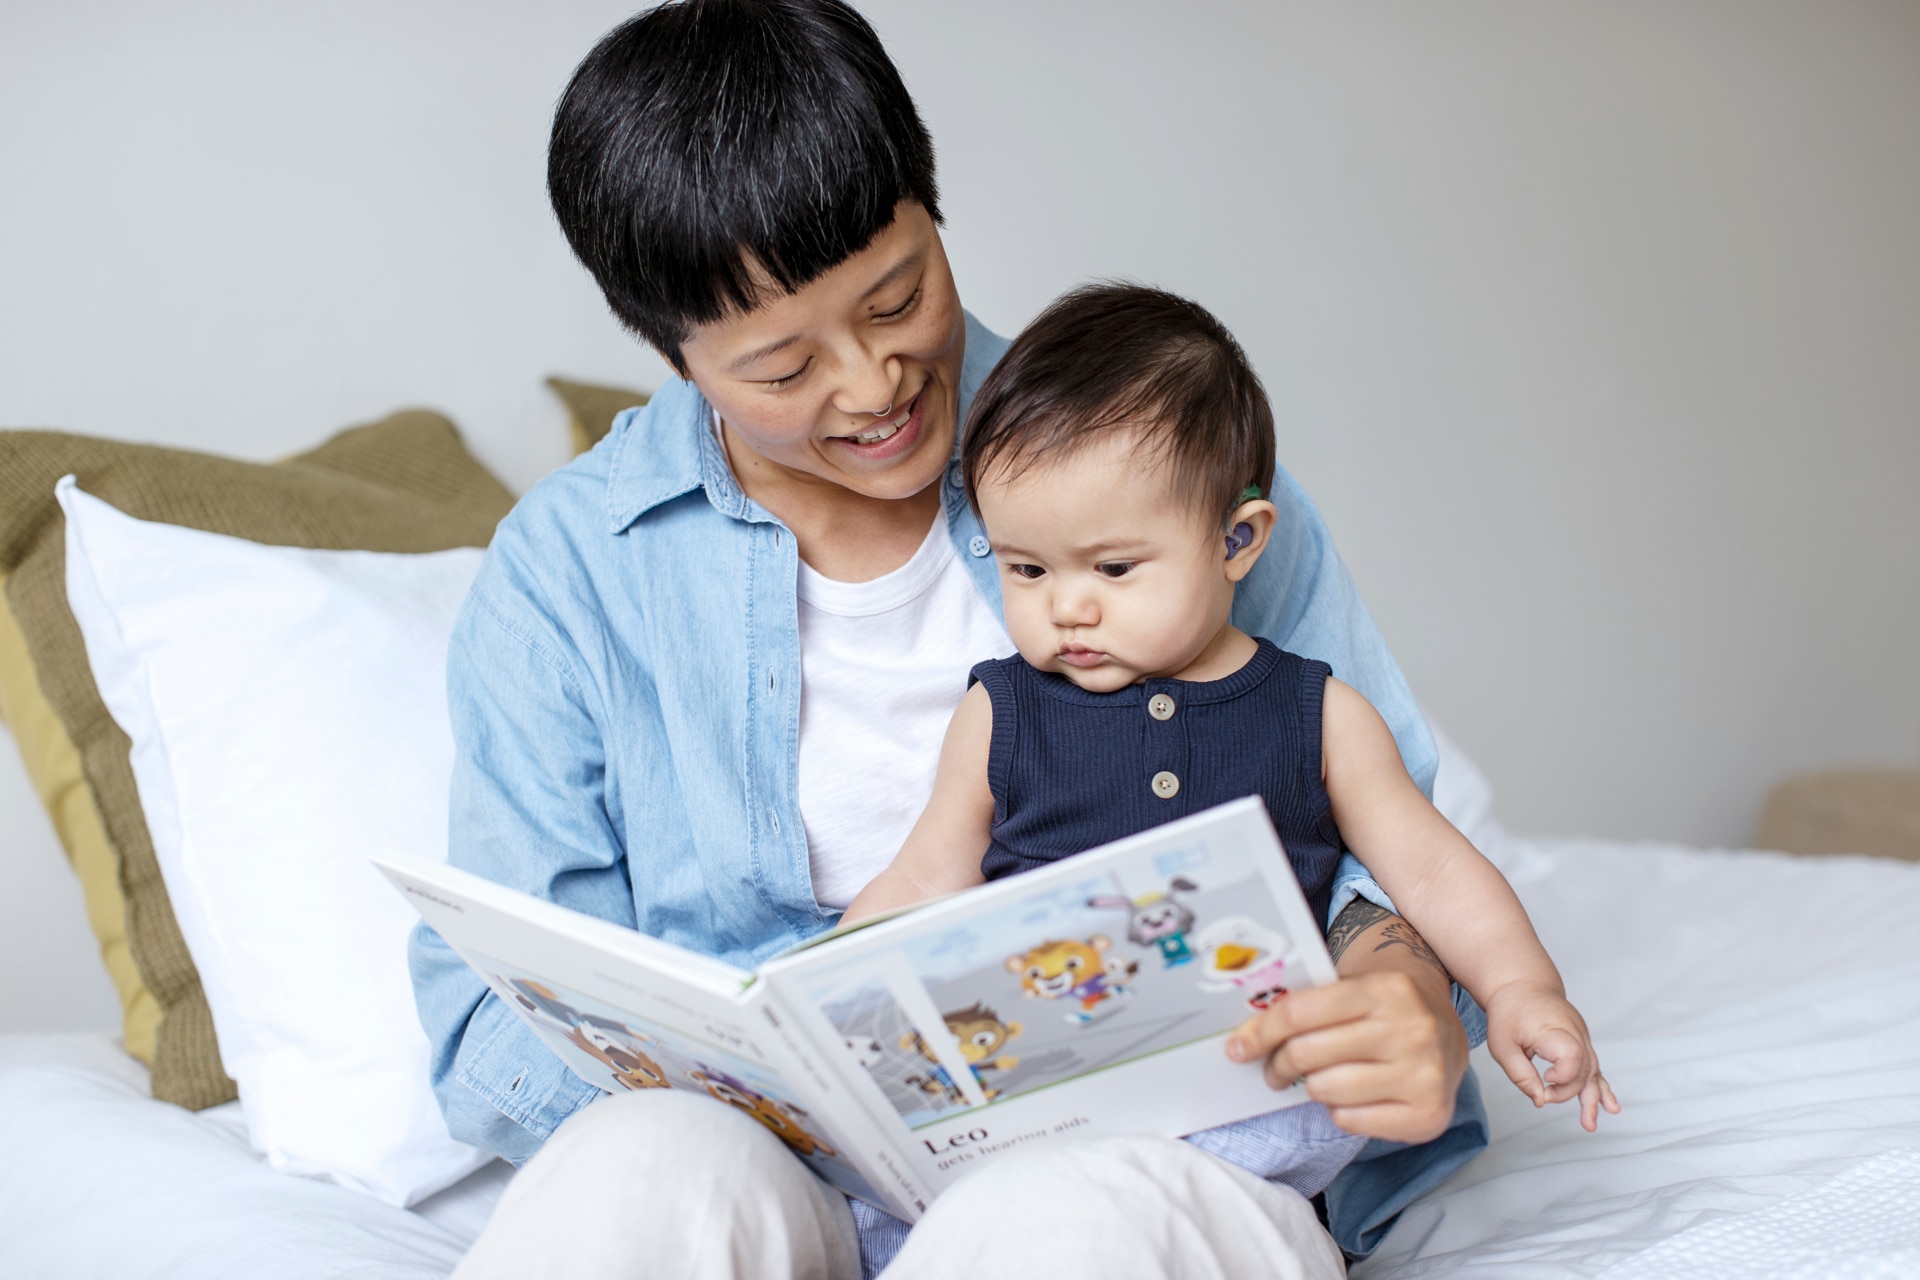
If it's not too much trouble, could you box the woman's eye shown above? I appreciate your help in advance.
[875,286,922,321]
[764,360,810,388]
[1007,563,1045,580]
[1096,562,1135,579]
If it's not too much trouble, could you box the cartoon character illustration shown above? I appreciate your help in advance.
[898,1043,966,1107]
[504,977,582,1033]
[1088,876,1201,967]
[1193,916,1293,1011]
[568,1017,672,1092]
[900,1003,1024,1103]
[843,1036,886,1072]
[688,1066,837,1158]
[1006,936,1139,1025]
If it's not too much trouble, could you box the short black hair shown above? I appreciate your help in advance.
[548,0,941,369]
[963,284,1277,523]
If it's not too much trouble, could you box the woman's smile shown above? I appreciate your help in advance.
[827,385,926,463]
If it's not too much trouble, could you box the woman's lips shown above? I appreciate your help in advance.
[829,389,925,463]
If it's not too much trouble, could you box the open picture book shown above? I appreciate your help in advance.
[378,796,1335,1221]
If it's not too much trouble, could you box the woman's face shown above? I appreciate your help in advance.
[677,202,965,504]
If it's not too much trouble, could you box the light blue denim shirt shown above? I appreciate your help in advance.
[409,313,1485,1259]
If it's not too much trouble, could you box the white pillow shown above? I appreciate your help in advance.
[58,477,490,1207]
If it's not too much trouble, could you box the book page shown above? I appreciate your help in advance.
[375,854,898,1210]
[760,798,1335,1191]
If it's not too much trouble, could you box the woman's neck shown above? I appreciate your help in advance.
[721,421,943,582]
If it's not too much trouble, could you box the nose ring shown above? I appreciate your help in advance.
[871,401,894,417]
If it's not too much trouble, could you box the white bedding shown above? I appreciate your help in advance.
[1359,836,1920,1278]
[5,834,1917,1278]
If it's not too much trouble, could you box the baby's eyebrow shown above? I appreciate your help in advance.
[1077,538,1151,557]
[989,537,1152,559]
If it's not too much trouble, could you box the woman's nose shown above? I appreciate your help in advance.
[830,352,904,419]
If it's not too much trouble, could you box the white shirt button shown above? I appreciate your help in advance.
[1151,770,1180,799]
[968,535,991,557]
[1148,693,1176,721]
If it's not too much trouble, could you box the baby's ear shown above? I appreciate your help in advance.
[1222,499,1280,582]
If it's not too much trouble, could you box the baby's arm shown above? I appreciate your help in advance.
[841,683,996,925]
[1322,679,1620,1130]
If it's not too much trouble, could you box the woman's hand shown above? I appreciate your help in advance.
[1225,900,1468,1144]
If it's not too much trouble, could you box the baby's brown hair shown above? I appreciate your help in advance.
[963,283,1276,524]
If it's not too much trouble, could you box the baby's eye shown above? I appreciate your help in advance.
[1007,563,1046,580]
[1096,562,1136,579]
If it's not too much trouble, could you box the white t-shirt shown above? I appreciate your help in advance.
[794,516,1015,908]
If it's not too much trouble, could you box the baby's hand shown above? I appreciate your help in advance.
[1484,981,1621,1132]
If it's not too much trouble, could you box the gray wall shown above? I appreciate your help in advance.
[3,1,1916,1033]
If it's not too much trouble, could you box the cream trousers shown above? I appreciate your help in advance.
[453,1091,1347,1280]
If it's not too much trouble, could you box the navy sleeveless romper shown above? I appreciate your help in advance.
[969,638,1344,925]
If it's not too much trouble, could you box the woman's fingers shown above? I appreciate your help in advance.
[1322,1101,1433,1145]
[1291,1061,1427,1109]
[1226,980,1378,1064]
[1256,1019,1395,1089]
[1224,971,1462,1145]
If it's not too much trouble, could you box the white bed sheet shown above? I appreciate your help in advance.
[5,835,1916,1279]
[1362,835,1920,1278]
[0,1033,511,1279]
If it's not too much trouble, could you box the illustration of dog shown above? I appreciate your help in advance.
[901,1003,1024,1103]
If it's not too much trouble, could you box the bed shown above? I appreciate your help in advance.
[6,820,1917,1278]
[4,418,1915,1276]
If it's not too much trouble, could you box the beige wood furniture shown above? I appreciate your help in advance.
[1757,769,1920,862]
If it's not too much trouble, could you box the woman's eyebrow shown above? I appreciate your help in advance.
[860,250,925,303]
[726,333,803,374]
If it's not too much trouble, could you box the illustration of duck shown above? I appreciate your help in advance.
[1193,917,1293,1011]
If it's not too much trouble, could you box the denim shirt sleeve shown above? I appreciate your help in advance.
[406,562,622,1160]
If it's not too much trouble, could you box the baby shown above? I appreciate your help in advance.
[845,283,1619,1132]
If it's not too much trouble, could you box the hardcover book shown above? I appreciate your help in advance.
[379,795,1335,1221]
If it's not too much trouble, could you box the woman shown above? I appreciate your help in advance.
[410,3,1485,1276]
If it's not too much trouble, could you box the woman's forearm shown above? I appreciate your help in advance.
[1329,898,1454,1005]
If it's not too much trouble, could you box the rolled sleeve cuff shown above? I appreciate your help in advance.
[450,993,604,1164]
[1326,852,1398,930]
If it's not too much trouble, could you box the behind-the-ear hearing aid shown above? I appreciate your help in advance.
[1224,522,1255,560]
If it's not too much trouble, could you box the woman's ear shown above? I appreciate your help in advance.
[1221,499,1279,583]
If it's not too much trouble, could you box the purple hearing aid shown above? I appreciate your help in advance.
[1224,522,1254,560]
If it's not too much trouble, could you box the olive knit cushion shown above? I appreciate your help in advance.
[0,412,514,1108]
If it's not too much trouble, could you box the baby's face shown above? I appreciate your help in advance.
[977,432,1238,692]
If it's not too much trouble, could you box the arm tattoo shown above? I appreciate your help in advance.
[1327,898,1392,964]
[1327,899,1451,981]
[1375,921,1449,980]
